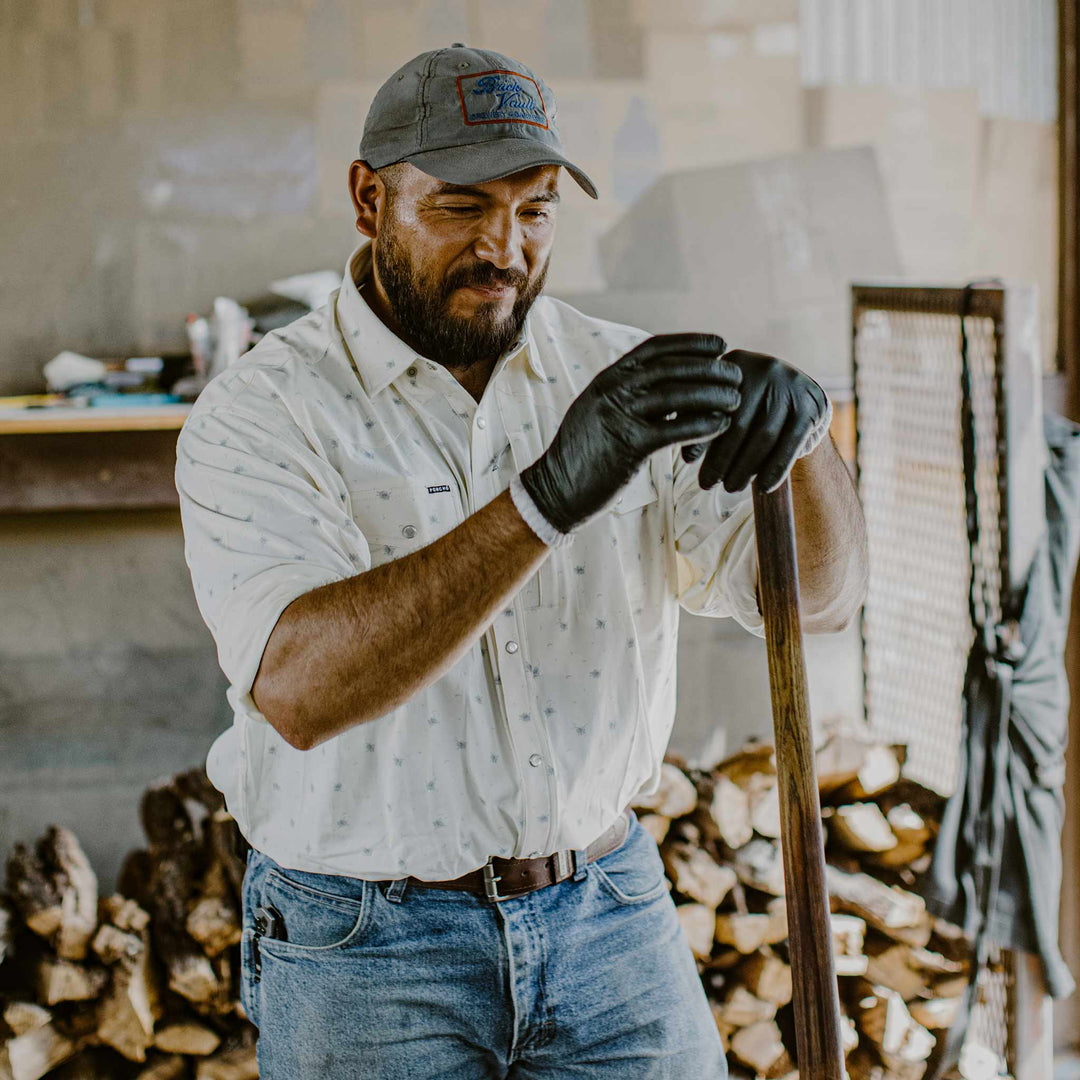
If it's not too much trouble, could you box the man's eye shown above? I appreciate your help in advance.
[442,205,480,214]
[521,209,552,220]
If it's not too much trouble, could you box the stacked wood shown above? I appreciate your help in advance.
[1,770,255,1079]
[635,728,981,1080]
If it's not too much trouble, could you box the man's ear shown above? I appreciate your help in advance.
[349,160,380,239]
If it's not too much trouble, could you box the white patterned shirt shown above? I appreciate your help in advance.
[175,240,764,881]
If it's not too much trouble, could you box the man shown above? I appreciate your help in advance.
[176,44,867,1080]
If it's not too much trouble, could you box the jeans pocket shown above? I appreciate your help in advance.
[591,814,669,906]
[257,869,372,956]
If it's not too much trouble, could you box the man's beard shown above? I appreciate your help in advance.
[373,216,548,371]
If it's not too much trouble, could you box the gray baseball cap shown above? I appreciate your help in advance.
[359,44,598,200]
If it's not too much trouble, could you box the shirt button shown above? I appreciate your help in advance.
[529,753,542,767]
[406,366,417,378]
[476,416,487,429]
[505,640,519,654]
[401,524,417,539]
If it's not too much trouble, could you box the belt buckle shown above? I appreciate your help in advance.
[482,859,510,903]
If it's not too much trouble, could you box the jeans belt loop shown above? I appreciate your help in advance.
[571,847,589,882]
[385,877,409,903]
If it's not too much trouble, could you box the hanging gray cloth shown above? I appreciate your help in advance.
[923,409,1080,1075]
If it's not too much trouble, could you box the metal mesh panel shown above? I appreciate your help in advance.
[852,286,1013,1074]
[852,288,1008,796]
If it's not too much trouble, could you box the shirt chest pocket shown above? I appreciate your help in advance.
[348,479,464,569]
[607,465,661,611]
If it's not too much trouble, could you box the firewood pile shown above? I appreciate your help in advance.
[0,770,256,1080]
[630,725,994,1080]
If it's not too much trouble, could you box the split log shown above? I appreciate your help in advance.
[206,811,247,906]
[834,954,870,977]
[195,1044,258,1080]
[675,904,716,960]
[836,744,905,800]
[710,776,752,850]
[885,804,932,846]
[630,763,698,819]
[154,1022,222,1056]
[826,866,931,946]
[95,931,160,1062]
[840,1012,859,1055]
[714,741,776,788]
[865,839,930,870]
[2,1003,50,1042]
[730,1020,787,1075]
[714,985,777,1027]
[864,940,932,1001]
[662,843,736,908]
[739,950,792,1006]
[34,957,108,1006]
[102,895,150,935]
[815,734,870,795]
[186,860,242,958]
[828,803,898,853]
[931,972,972,999]
[91,923,143,965]
[730,839,785,896]
[830,913,867,958]
[715,913,773,954]
[763,897,788,945]
[908,997,962,1030]
[749,781,781,839]
[855,984,935,1071]
[135,1056,188,1080]
[0,1023,80,1080]
[6,828,98,962]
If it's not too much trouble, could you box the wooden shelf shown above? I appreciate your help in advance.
[0,407,192,513]
[0,404,191,435]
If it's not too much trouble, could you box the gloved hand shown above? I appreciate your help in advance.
[519,333,741,535]
[680,350,832,493]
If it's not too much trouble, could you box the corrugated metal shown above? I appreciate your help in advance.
[801,0,1058,124]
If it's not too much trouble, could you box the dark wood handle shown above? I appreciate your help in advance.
[752,477,845,1079]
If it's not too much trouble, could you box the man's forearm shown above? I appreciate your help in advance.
[252,488,550,750]
[767,433,868,633]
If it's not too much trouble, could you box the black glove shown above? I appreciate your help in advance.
[681,350,831,493]
[520,333,742,534]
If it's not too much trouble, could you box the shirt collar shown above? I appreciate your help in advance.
[336,241,547,398]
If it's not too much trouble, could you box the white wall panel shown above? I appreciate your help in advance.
[801,0,1057,122]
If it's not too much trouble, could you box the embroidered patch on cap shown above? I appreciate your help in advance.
[457,70,549,129]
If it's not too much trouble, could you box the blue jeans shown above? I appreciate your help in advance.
[239,809,727,1079]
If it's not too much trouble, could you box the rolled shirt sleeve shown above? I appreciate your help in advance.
[670,445,765,638]
[175,405,371,704]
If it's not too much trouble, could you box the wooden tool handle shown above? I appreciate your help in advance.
[752,477,845,1079]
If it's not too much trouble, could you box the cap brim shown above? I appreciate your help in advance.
[401,137,598,200]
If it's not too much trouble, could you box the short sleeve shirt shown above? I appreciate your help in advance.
[175,240,764,880]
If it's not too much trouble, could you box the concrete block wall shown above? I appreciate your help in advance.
[0,0,1055,885]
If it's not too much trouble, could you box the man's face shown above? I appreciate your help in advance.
[370,163,559,371]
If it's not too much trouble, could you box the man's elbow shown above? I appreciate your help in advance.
[802,571,868,634]
[251,673,315,751]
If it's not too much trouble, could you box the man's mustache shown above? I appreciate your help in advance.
[444,263,528,293]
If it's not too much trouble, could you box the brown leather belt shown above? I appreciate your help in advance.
[406,808,631,903]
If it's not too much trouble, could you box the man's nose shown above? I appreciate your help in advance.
[472,212,523,271]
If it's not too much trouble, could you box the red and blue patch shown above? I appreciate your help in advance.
[456,69,549,129]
